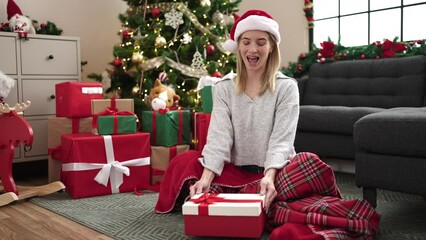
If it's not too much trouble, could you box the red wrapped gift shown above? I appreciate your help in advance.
[194,113,211,151]
[182,193,266,238]
[60,133,151,199]
[56,82,103,117]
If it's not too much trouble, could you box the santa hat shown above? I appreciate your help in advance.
[224,9,280,53]
[7,0,23,20]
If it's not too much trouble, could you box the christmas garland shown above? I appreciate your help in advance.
[282,38,426,78]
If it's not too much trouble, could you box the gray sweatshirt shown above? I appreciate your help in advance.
[199,72,300,175]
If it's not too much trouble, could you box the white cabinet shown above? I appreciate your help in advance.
[0,32,81,163]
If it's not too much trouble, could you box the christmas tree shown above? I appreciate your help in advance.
[89,0,242,113]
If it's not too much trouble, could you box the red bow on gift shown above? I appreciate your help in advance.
[189,193,263,216]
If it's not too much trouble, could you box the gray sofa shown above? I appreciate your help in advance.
[294,55,426,207]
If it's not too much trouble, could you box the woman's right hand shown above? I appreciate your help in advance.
[189,168,215,197]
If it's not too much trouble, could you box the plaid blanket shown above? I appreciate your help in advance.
[154,151,380,239]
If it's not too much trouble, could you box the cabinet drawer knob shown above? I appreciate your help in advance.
[48,55,54,60]
[50,94,56,99]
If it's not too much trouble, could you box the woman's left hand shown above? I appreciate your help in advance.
[259,168,278,212]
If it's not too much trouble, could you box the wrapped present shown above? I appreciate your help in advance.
[194,112,211,151]
[95,114,138,135]
[55,82,103,117]
[197,76,220,113]
[91,98,134,115]
[183,193,266,238]
[141,110,191,147]
[60,133,151,199]
[151,145,190,185]
[47,117,92,183]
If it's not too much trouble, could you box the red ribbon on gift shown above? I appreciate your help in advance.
[92,109,140,134]
[151,110,184,145]
[189,193,263,216]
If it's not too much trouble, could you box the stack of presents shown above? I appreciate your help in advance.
[48,79,265,238]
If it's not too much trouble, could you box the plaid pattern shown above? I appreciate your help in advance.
[266,152,380,240]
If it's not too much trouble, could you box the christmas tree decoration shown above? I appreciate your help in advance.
[88,0,242,112]
[191,51,206,71]
[158,71,169,82]
[113,58,123,67]
[206,43,215,57]
[211,70,223,78]
[151,6,161,18]
[212,11,225,26]
[200,0,211,7]
[155,36,167,48]
[165,7,184,29]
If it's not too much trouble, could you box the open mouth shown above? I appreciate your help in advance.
[247,56,259,64]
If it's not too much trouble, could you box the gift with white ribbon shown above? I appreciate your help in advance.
[61,134,150,196]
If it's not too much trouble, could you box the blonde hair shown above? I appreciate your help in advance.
[235,33,281,95]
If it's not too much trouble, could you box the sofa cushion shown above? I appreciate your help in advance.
[302,55,426,108]
[354,107,426,158]
[298,105,383,135]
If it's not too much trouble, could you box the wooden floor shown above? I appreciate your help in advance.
[0,161,112,240]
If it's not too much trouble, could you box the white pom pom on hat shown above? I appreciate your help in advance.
[224,9,281,53]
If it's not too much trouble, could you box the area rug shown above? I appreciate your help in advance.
[29,173,426,240]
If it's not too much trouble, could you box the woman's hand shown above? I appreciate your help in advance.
[259,168,278,212]
[190,168,215,197]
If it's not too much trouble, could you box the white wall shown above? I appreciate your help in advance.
[0,0,309,81]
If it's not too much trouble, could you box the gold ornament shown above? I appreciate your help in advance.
[131,52,143,63]
[155,36,167,48]
[212,11,225,27]
[200,0,211,7]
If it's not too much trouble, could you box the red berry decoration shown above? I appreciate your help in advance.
[320,57,326,63]
[376,55,381,59]
[151,7,161,18]
[211,70,223,78]
[206,44,215,57]
[417,39,423,44]
[113,58,122,67]
[409,41,415,46]
[297,64,303,71]
[300,53,306,59]
[40,23,46,28]
[360,54,366,59]
[343,53,348,58]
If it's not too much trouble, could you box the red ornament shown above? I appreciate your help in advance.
[376,55,381,59]
[297,64,303,72]
[300,53,306,59]
[122,29,131,39]
[211,70,223,78]
[360,54,366,59]
[320,57,326,63]
[151,7,161,18]
[343,53,348,58]
[409,41,415,46]
[113,58,122,67]
[40,23,46,28]
[206,44,215,57]
[417,39,423,44]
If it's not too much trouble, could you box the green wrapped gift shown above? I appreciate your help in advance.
[201,86,213,113]
[97,115,137,135]
[141,110,191,146]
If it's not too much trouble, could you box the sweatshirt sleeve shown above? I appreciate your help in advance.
[199,81,234,175]
[264,79,300,172]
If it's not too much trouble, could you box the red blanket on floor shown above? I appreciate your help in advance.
[154,151,380,240]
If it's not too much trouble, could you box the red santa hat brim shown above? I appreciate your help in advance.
[7,0,23,20]
[224,9,281,53]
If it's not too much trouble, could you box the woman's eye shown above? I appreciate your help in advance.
[242,40,250,45]
[257,40,267,46]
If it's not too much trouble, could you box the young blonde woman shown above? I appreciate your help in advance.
[155,9,379,239]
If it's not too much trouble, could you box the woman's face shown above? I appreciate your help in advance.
[238,30,273,72]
